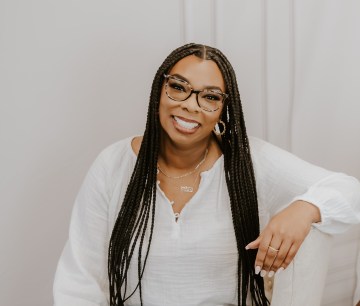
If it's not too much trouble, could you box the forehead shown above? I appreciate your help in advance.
[168,55,225,91]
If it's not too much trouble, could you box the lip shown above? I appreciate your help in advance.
[172,115,200,124]
[172,115,200,134]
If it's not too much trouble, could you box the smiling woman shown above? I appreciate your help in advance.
[159,55,226,145]
[53,43,360,306]
[157,55,227,223]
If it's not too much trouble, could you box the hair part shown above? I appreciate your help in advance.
[108,43,269,306]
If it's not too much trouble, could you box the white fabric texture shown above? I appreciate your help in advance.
[53,136,360,306]
[269,227,333,306]
[355,250,360,305]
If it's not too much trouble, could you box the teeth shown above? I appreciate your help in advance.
[174,116,199,130]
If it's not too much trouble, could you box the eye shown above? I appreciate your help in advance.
[169,81,186,92]
[203,93,221,101]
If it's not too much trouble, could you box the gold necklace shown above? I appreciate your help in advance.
[178,170,200,193]
[158,164,201,194]
[172,172,200,222]
[157,149,208,179]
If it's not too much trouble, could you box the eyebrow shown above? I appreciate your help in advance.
[172,73,224,92]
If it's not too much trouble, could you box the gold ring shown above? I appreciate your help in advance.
[268,245,280,252]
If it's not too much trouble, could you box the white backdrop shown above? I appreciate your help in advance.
[0,1,359,305]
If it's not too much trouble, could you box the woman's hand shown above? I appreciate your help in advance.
[245,200,321,277]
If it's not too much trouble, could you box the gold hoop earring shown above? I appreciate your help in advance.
[213,120,226,136]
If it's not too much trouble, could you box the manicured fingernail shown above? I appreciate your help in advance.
[260,270,267,277]
[268,270,274,278]
[276,267,284,275]
[245,244,250,250]
[255,266,261,274]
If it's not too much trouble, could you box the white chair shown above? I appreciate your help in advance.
[354,247,360,306]
[265,227,333,305]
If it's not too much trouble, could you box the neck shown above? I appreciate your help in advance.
[159,134,211,171]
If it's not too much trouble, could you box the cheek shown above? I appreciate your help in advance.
[158,99,170,119]
[209,108,223,125]
[158,90,167,114]
[158,95,173,128]
[210,117,221,129]
[201,114,221,133]
[159,88,179,117]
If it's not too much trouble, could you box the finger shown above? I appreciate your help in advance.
[245,236,261,250]
[254,233,272,274]
[269,240,293,274]
[261,237,282,275]
[279,243,301,270]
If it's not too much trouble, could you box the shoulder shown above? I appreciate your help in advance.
[248,136,269,152]
[95,136,139,171]
[131,136,143,156]
[248,136,271,163]
[99,136,134,159]
[87,136,139,196]
[247,136,291,179]
[248,136,293,164]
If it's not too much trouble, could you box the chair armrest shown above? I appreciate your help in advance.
[269,227,333,306]
[355,245,360,306]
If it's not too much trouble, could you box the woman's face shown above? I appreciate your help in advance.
[158,55,226,148]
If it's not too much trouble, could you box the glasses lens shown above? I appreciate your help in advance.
[198,90,223,111]
[166,77,191,101]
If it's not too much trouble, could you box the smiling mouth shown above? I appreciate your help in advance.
[173,116,200,130]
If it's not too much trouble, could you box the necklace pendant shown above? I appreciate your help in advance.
[180,186,193,193]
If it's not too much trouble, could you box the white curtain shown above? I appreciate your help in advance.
[0,1,359,305]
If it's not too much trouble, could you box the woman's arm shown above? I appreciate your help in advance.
[246,137,360,276]
[53,152,110,306]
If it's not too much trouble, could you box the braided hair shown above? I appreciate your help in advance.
[108,43,269,306]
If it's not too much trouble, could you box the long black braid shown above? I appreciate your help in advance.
[108,43,269,306]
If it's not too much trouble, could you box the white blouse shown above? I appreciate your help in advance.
[53,136,360,306]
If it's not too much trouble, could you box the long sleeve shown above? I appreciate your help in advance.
[250,136,360,234]
[53,151,110,306]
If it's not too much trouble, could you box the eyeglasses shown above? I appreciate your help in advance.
[163,74,228,112]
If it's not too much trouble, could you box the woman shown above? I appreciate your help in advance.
[53,43,360,306]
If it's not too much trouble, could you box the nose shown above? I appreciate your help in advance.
[180,92,201,113]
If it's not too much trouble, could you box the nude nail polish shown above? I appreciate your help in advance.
[255,266,261,274]
[260,270,267,277]
[276,267,284,275]
[268,270,275,278]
